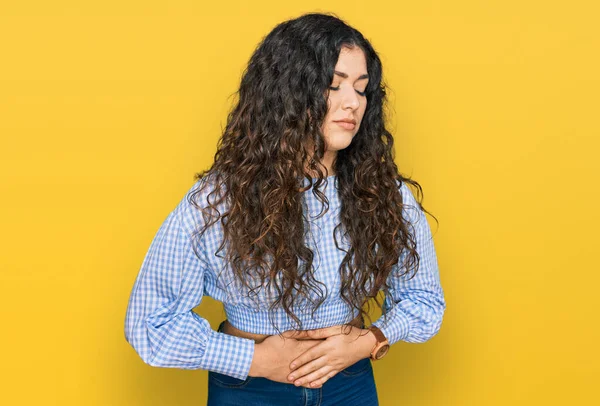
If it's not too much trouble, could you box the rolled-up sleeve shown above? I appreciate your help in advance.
[124,184,255,379]
[371,182,447,345]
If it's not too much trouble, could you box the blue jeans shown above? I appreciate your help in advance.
[207,321,379,406]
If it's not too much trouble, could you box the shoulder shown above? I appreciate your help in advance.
[173,174,222,236]
[395,178,418,207]
[395,178,425,226]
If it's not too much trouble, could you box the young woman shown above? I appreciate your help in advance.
[124,12,446,406]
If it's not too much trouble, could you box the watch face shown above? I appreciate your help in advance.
[376,344,390,359]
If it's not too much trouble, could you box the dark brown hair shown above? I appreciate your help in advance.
[188,12,437,333]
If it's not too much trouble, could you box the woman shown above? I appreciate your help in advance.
[124,12,446,406]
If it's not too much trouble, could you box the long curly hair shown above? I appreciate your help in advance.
[188,12,437,333]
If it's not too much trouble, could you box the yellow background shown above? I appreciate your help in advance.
[1,1,598,405]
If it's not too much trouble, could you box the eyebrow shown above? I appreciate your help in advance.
[334,70,369,80]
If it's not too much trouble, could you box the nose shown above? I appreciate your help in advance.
[341,87,360,111]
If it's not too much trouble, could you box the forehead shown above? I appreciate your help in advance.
[334,47,368,76]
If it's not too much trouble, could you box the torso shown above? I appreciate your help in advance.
[220,314,364,343]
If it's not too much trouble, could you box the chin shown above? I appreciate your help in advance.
[324,131,355,150]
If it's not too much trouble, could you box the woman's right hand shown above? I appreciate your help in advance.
[248,333,323,386]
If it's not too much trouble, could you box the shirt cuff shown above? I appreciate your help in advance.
[371,310,411,346]
[199,329,255,380]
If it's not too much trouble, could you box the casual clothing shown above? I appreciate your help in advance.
[207,321,379,406]
[124,175,446,381]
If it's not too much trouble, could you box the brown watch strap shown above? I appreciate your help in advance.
[368,325,389,360]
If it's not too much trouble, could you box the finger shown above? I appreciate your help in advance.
[304,326,343,339]
[289,342,328,369]
[287,356,327,383]
[293,366,335,387]
[284,330,315,340]
[280,330,305,339]
[294,326,342,340]
[281,326,340,340]
[305,370,338,388]
[309,324,359,339]
[282,329,322,340]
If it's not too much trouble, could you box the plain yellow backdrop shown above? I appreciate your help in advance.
[1,1,598,405]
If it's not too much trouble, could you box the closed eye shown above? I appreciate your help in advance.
[329,86,366,97]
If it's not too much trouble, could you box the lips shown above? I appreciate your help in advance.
[334,118,356,130]
[335,121,355,130]
[334,120,356,130]
[334,118,356,124]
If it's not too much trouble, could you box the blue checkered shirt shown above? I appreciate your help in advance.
[124,176,446,380]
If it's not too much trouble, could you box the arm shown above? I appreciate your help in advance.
[371,181,447,345]
[283,181,446,387]
[124,183,255,380]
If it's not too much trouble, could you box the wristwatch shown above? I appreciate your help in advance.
[368,325,390,360]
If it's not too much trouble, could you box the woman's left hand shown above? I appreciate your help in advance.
[281,325,376,388]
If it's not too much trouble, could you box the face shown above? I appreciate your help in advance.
[321,46,369,152]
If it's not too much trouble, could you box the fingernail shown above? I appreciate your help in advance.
[290,363,296,369]
[288,375,295,381]
[295,380,301,386]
